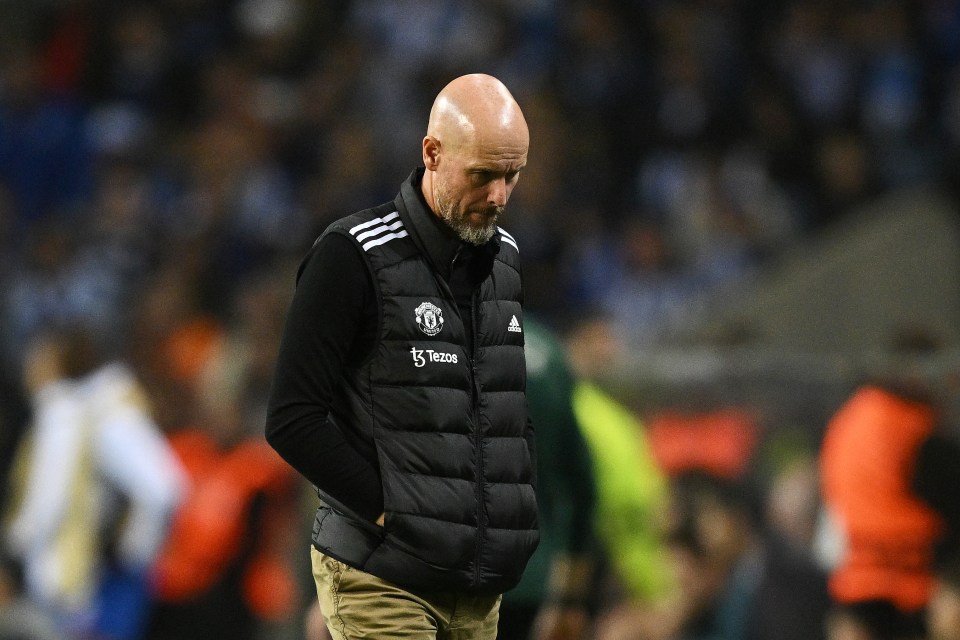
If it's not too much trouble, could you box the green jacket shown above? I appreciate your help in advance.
[573,381,674,602]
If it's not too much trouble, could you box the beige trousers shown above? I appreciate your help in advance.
[311,547,501,640]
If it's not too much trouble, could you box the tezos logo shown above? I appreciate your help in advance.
[415,301,444,336]
[410,347,458,368]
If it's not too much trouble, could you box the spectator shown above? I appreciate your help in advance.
[817,331,960,640]
[146,418,301,640]
[660,469,830,640]
[3,326,185,640]
[143,263,303,640]
[563,315,677,640]
[0,42,93,230]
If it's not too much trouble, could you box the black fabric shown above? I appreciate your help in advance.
[834,600,927,640]
[748,535,832,640]
[267,169,537,595]
[265,232,383,521]
[0,371,29,514]
[912,432,960,562]
[496,602,539,640]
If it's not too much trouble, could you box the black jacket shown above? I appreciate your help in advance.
[267,169,538,594]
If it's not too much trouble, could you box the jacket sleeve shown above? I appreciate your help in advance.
[264,233,384,522]
[6,381,86,557]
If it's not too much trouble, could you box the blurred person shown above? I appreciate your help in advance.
[771,2,858,130]
[145,265,303,640]
[562,315,677,640]
[125,263,225,435]
[761,438,822,555]
[580,346,831,640]
[196,265,294,439]
[0,42,94,229]
[304,599,334,640]
[593,219,707,346]
[817,330,960,640]
[146,398,301,640]
[3,326,185,640]
[265,73,537,639]
[498,315,596,640]
[2,222,86,365]
[812,131,873,218]
[88,4,171,109]
[1,161,147,367]
[917,443,960,640]
[659,469,830,640]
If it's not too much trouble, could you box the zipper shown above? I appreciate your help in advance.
[450,242,484,588]
[450,244,463,273]
[470,287,485,588]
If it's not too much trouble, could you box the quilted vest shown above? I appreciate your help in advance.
[311,200,538,595]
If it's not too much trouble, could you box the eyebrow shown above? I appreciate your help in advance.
[467,163,526,174]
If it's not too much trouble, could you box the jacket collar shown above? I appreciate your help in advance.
[395,168,501,282]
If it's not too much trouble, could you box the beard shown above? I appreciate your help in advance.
[435,184,502,246]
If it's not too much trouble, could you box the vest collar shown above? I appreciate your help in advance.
[396,168,501,282]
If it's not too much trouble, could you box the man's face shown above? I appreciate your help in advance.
[433,139,526,245]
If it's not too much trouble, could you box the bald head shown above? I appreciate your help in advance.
[421,74,529,245]
[426,74,528,152]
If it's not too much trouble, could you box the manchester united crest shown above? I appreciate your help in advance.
[415,301,444,336]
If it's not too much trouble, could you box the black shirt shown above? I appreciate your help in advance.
[265,171,499,522]
[266,232,383,520]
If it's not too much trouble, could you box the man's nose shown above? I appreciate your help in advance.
[487,177,508,207]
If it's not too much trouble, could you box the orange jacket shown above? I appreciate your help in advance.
[820,385,944,611]
[151,429,299,620]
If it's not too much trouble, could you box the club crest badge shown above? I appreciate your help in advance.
[415,302,444,336]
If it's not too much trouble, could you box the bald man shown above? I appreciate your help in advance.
[266,74,538,639]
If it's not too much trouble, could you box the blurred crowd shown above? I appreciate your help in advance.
[2,0,960,354]
[2,0,960,639]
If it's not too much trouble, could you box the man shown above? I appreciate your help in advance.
[563,315,678,640]
[4,327,185,640]
[265,74,538,639]
[817,331,960,640]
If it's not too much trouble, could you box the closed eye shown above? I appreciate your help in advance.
[470,168,522,185]
[469,170,496,186]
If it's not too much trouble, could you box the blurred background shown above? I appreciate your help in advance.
[1,0,959,639]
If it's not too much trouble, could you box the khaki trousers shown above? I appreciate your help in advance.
[311,547,501,639]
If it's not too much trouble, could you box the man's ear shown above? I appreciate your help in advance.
[422,136,441,170]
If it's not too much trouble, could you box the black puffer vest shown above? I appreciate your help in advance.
[311,177,538,595]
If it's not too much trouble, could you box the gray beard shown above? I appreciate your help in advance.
[436,190,500,246]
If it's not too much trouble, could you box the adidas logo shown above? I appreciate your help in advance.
[508,315,522,333]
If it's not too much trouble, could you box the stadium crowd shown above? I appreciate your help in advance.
[1,1,960,639]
